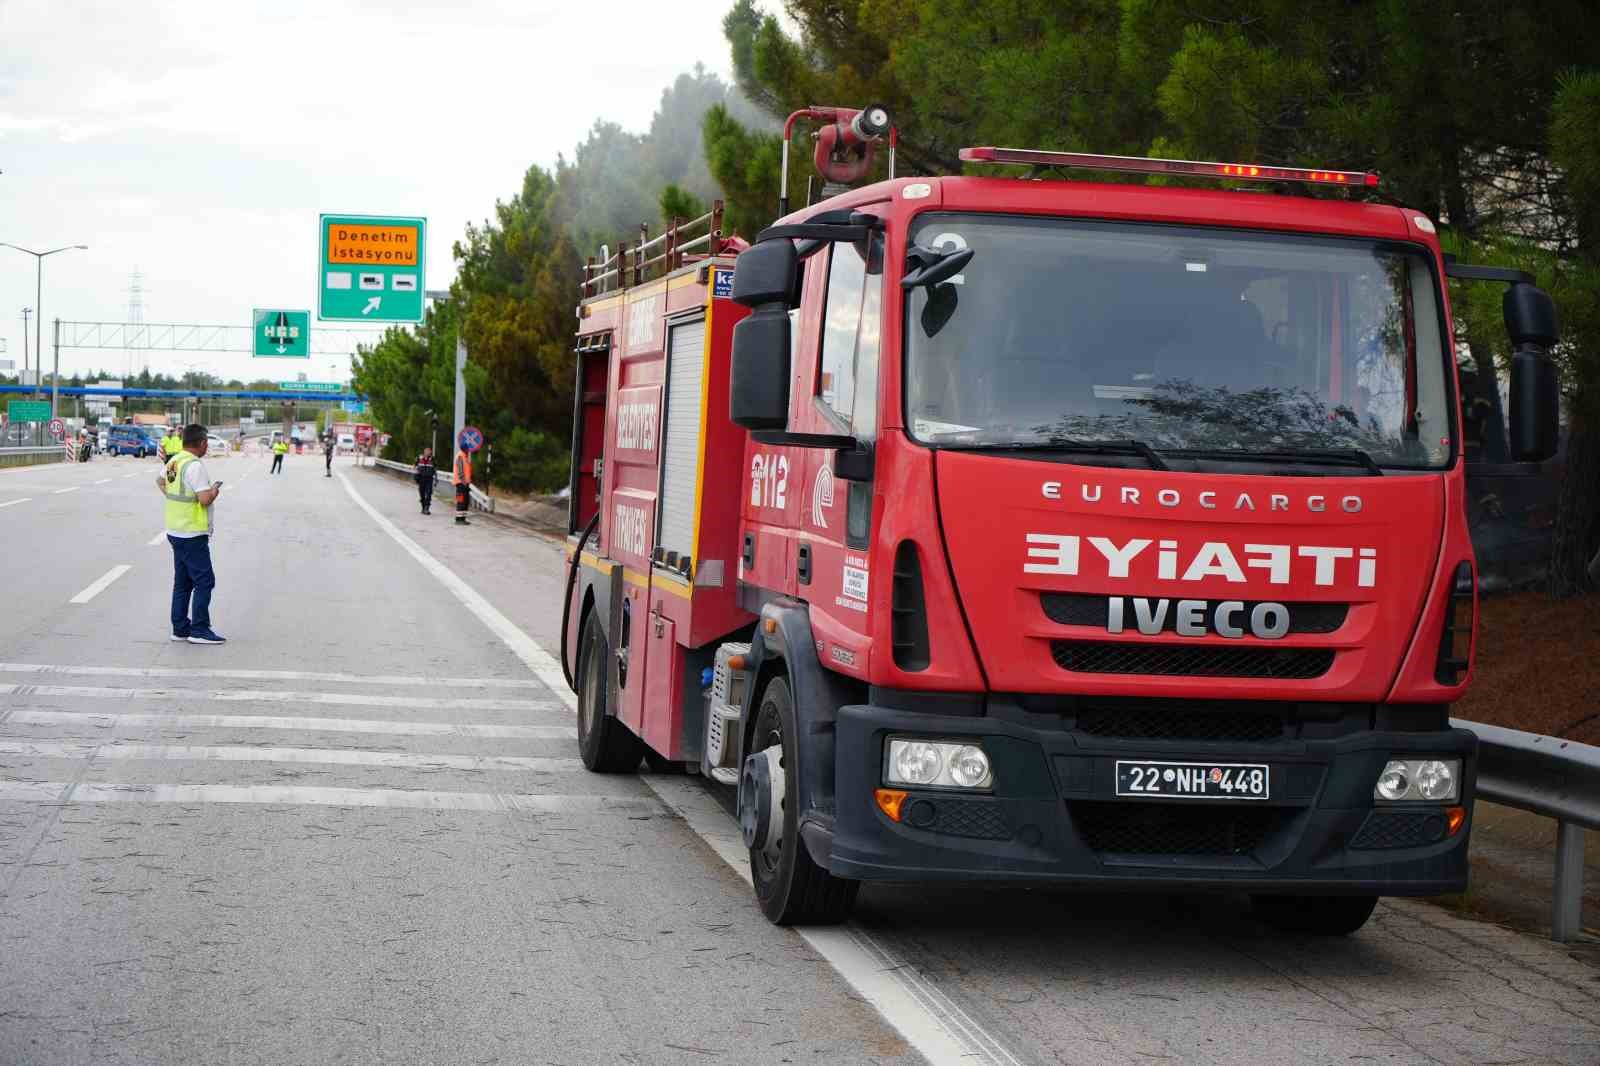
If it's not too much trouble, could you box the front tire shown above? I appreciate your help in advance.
[744,676,858,925]
[1251,894,1378,936]
[575,613,644,773]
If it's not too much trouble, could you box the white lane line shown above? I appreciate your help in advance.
[0,740,586,772]
[0,682,553,713]
[0,661,547,690]
[0,498,30,509]
[68,565,132,604]
[122,473,138,479]
[338,472,571,696]
[94,478,111,484]
[3,708,575,739]
[146,531,168,546]
[340,470,1021,1066]
[52,486,79,495]
[0,780,662,814]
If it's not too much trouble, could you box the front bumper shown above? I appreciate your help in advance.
[828,702,1474,895]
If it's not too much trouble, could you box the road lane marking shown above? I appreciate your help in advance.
[94,478,111,484]
[0,681,555,712]
[342,471,1022,1066]
[122,473,138,479]
[0,498,30,509]
[68,565,132,604]
[2,709,575,739]
[0,740,585,772]
[338,472,571,696]
[0,779,662,813]
[0,662,547,690]
[52,486,79,495]
[147,532,168,546]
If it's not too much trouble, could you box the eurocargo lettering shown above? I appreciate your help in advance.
[557,103,1563,935]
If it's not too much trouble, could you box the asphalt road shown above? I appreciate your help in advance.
[1,453,1596,1066]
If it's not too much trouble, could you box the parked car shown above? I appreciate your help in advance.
[337,433,355,451]
[106,425,164,457]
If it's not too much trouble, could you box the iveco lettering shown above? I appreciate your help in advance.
[557,105,1563,937]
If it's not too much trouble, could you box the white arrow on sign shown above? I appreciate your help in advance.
[361,297,381,316]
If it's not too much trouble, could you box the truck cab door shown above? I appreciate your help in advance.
[792,234,885,680]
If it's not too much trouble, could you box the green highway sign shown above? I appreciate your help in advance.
[278,381,342,392]
[318,213,426,323]
[6,400,51,423]
[254,309,311,357]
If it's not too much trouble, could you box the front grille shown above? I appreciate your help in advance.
[1075,705,1283,742]
[1350,810,1449,849]
[1052,641,1334,679]
[1041,593,1348,634]
[905,798,1012,840]
[1070,801,1285,856]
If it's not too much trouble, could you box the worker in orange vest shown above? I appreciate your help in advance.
[453,445,472,525]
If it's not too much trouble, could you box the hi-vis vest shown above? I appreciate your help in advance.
[454,452,471,485]
[163,434,182,457]
[273,441,288,454]
[163,451,208,534]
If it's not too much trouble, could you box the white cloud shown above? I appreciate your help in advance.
[0,0,740,381]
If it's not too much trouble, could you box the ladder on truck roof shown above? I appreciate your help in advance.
[580,200,728,299]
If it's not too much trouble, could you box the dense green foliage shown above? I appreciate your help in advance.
[355,3,1599,593]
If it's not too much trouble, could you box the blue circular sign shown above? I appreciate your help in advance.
[458,426,484,453]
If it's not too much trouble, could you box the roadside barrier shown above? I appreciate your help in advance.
[1456,718,1599,941]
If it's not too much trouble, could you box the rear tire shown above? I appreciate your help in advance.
[575,613,644,773]
[1251,894,1378,936]
[745,676,859,925]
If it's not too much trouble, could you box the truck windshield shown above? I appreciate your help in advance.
[904,214,1453,469]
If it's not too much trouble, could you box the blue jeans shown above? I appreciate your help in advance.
[169,534,215,634]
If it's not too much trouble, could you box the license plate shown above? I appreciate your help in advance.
[1115,761,1270,800]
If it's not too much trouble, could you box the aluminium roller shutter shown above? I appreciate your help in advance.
[657,316,707,561]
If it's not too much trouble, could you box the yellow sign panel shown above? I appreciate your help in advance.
[324,222,420,266]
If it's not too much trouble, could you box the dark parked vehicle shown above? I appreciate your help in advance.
[106,425,165,457]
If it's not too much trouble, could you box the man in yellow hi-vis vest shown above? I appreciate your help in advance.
[453,446,472,525]
[161,427,183,460]
[270,438,288,474]
[157,424,225,644]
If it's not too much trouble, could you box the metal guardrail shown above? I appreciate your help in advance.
[1456,718,1599,942]
[369,457,494,513]
[0,446,65,466]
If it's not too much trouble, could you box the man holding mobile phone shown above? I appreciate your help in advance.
[157,423,226,645]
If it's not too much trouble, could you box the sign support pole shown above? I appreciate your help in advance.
[51,318,60,419]
[453,336,466,463]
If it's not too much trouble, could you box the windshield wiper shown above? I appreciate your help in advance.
[1165,447,1385,476]
[946,437,1170,471]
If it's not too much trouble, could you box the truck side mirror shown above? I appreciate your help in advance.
[730,241,798,432]
[730,309,791,431]
[1504,283,1560,463]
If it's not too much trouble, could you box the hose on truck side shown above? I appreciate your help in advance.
[559,511,602,691]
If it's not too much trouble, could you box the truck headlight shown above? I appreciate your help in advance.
[1374,758,1459,802]
[886,738,993,790]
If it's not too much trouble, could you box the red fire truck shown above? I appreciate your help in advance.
[560,106,1560,934]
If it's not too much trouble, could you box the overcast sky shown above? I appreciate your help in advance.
[0,0,738,384]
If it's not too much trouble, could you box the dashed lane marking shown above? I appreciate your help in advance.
[52,486,78,495]
[0,740,585,772]
[0,662,546,690]
[0,681,556,713]
[0,780,663,813]
[94,478,111,484]
[2,708,576,739]
[0,498,30,509]
[146,531,167,546]
[340,469,1024,1066]
[68,565,132,604]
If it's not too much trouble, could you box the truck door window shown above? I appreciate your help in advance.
[818,237,883,440]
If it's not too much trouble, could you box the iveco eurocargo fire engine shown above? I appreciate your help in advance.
[560,105,1561,934]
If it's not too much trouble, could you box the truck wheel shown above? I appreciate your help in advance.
[741,676,859,925]
[1251,894,1378,936]
[575,614,644,773]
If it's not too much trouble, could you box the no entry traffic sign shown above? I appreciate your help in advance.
[458,426,483,453]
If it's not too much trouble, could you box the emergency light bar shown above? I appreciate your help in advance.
[959,147,1379,188]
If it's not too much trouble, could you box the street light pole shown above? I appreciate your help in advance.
[0,244,88,401]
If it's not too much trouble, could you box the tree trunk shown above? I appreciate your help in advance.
[1548,417,1600,599]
